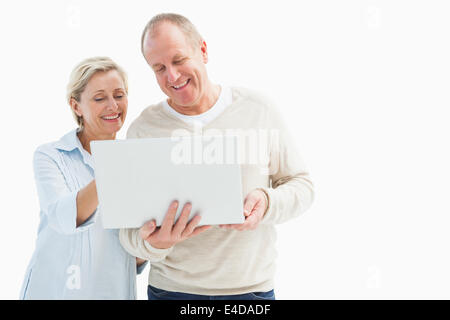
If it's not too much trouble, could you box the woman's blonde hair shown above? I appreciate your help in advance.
[66,56,128,128]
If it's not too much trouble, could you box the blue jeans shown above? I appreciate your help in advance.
[147,285,275,300]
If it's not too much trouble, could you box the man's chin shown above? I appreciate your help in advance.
[168,97,195,110]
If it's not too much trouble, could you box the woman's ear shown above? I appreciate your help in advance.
[70,97,82,117]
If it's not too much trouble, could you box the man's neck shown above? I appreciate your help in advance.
[168,83,221,116]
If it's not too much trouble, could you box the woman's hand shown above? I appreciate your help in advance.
[136,257,146,267]
[139,201,211,249]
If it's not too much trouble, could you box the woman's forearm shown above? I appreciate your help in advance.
[76,180,98,227]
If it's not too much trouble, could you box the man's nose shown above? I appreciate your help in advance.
[166,66,180,83]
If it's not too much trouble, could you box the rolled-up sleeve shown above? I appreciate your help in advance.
[33,150,96,235]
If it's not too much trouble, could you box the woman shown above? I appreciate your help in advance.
[20,57,149,299]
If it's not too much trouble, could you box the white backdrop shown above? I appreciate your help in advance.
[1,0,450,299]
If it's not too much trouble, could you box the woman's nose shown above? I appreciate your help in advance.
[106,97,119,111]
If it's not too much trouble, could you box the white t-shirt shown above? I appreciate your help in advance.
[161,85,232,127]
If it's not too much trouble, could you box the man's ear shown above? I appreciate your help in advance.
[69,97,82,117]
[200,40,208,64]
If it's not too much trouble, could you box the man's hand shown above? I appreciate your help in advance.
[220,189,268,231]
[139,201,211,249]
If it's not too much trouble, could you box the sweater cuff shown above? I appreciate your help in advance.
[259,187,273,224]
[142,241,174,262]
[257,188,270,218]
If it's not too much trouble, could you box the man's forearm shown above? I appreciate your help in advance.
[261,173,314,224]
[119,228,173,262]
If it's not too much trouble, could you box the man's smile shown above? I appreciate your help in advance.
[172,79,190,90]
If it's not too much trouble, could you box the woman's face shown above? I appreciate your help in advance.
[72,69,127,139]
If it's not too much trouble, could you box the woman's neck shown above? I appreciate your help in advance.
[77,129,115,154]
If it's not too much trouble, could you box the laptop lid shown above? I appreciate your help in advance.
[91,136,244,229]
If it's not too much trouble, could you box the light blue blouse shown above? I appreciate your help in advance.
[20,129,146,299]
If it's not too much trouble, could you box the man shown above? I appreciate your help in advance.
[119,13,314,300]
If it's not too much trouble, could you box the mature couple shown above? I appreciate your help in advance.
[20,13,314,300]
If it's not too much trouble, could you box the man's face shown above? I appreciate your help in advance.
[143,22,209,112]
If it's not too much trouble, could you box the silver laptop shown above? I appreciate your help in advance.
[91,136,244,229]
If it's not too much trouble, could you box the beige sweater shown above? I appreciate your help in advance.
[119,87,314,295]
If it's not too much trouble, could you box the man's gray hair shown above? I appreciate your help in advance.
[141,13,203,56]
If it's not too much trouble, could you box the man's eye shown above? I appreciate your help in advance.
[115,95,123,99]
[94,98,104,102]
[156,66,165,73]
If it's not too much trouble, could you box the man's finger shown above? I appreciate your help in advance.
[190,225,212,237]
[220,213,251,229]
[181,215,202,237]
[223,221,247,231]
[236,217,252,230]
[227,213,257,231]
[139,220,157,240]
[220,223,240,229]
[243,195,258,217]
[242,214,257,230]
[173,202,192,236]
[160,200,179,234]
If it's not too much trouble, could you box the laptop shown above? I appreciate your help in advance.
[90,136,244,229]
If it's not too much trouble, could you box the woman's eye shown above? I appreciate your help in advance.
[94,98,104,102]
[115,95,123,99]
